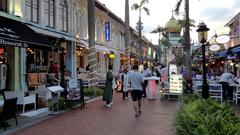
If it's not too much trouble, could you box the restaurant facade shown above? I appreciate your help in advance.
[0,0,155,93]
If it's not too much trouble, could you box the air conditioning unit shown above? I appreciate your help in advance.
[0,64,7,90]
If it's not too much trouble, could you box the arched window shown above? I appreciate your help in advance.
[95,19,100,41]
[45,0,55,28]
[79,12,84,37]
[59,0,68,32]
[26,0,39,23]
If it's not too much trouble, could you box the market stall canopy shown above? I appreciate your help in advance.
[0,16,55,49]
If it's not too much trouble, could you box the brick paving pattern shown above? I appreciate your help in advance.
[10,92,177,135]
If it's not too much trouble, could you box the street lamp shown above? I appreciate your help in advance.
[196,22,209,99]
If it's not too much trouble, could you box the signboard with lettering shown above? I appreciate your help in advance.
[0,16,52,48]
[169,74,182,94]
[0,27,29,47]
[105,22,111,41]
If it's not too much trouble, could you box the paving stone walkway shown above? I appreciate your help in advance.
[8,89,178,135]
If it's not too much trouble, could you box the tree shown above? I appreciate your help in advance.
[151,26,168,64]
[174,0,192,90]
[175,53,186,66]
[131,0,150,63]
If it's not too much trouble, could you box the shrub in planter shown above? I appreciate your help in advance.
[48,96,66,111]
[175,94,240,135]
[84,86,103,97]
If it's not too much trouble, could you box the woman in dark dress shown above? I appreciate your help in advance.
[103,65,113,107]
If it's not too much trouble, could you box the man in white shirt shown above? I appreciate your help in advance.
[220,72,235,101]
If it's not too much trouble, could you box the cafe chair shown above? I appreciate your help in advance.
[209,84,223,103]
[233,85,240,104]
[0,97,18,131]
[36,85,52,106]
[4,91,36,113]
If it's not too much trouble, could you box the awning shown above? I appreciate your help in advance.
[95,44,110,52]
[217,50,228,58]
[27,24,76,42]
[0,16,54,49]
[77,39,89,48]
[229,44,240,53]
[95,44,116,53]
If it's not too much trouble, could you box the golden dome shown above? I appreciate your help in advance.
[165,16,182,33]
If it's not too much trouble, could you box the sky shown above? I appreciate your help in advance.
[98,0,240,45]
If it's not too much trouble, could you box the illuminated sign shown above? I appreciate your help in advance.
[170,74,183,94]
[109,53,115,59]
[105,22,111,41]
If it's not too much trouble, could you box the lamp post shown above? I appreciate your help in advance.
[196,22,209,99]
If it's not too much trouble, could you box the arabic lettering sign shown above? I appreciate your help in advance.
[170,74,182,94]
[105,21,111,41]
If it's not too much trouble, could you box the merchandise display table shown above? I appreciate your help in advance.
[144,76,160,99]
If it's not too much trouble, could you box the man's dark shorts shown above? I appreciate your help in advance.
[131,90,142,101]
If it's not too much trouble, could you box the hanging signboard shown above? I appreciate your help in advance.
[109,53,115,59]
[105,22,111,41]
[169,74,182,94]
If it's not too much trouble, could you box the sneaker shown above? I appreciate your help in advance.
[110,102,113,105]
[105,104,111,107]
[138,110,142,115]
[135,114,139,118]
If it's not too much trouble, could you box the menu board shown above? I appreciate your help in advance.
[170,74,183,94]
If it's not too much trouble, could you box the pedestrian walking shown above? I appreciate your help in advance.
[141,64,151,98]
[128,65,144,118]
[103,65,114,107]
[122,68,129,99]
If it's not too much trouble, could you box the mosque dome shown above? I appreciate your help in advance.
[165,16,182,33]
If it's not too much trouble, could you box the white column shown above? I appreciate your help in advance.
[20,48,28,92]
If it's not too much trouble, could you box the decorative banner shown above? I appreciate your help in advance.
[105,22,111,41]
[170,74,182,94]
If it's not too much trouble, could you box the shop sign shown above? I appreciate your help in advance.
[227,55,237,60]
[0,38,28,48]
[109,53,115,59]
[105,22,111,41]
[0,27,28,47]
[169,74,183,94]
